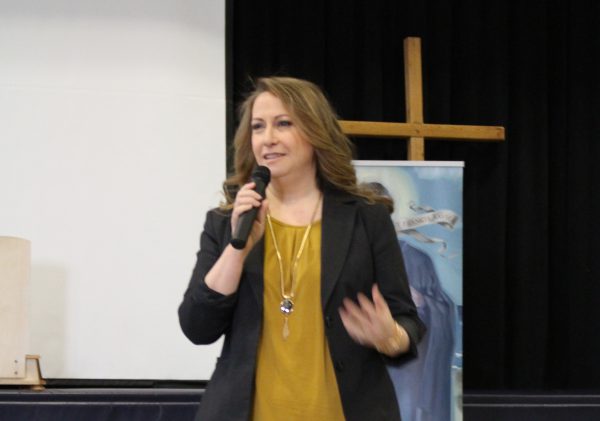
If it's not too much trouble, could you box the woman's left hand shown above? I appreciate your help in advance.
[339,284,399,350]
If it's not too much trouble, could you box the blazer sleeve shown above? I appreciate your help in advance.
[362,202,427,365]
[178,209,239,345]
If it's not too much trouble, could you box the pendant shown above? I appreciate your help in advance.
[280,298,294,315]
[282,317,290,340]
[280,298,293,340]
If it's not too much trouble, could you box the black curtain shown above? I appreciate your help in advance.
[226,0,600,391]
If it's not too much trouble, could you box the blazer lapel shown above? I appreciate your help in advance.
[321,189,357,308]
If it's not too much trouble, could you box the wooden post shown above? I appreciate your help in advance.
[404,37,425,160]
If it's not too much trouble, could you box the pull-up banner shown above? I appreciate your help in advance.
[354,161,463,421]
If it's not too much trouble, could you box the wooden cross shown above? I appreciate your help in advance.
[339,37,505,160]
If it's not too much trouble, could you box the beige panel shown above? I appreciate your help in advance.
[0,237,30,379]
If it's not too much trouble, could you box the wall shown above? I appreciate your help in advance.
[0,0,225,379]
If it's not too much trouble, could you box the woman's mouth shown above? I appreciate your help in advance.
[263,153,285,161]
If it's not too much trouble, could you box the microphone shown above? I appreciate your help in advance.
[230,166,271,249]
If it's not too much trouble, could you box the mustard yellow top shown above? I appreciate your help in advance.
[252,218,345,421]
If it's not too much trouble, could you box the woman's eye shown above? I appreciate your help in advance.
[277,120,292,128]
[251,122,264,131]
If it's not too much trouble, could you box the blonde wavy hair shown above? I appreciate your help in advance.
[222,76,392,212]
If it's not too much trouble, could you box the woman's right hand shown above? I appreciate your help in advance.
[203,184,268,296]
[231,182,269,252]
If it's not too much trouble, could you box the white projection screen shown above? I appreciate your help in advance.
[0,1,226,380]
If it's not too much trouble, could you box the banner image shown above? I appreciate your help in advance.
[354,161,463,421]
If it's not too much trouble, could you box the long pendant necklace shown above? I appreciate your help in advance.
[266,194,322,340]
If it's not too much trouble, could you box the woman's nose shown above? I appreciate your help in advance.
[263,125,278,145]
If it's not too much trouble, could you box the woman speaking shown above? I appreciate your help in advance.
[178,77,425,421]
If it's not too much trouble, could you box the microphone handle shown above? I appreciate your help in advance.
[230,179,267,249]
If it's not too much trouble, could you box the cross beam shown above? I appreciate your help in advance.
[339,37,505,160]
[339,121,505,141]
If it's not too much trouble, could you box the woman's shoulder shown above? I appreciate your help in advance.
[202,206,232,232]
[325,186,387,208]
[324,188,390,224]
[207,206,232,218]
[356,200,391,226]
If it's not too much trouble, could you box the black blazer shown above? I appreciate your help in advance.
[179,187,425,421]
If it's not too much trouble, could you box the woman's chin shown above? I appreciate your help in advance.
[261,161,284,176]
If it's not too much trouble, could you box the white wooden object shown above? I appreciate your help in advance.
[0,237,45,389]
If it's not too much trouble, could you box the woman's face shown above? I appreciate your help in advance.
[251,92,316,182]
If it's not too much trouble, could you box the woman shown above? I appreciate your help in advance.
[178,77,425,421]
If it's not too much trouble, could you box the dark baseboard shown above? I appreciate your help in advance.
[2,385,600,420]
[42,378,208,389]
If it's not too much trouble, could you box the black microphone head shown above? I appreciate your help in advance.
[252,165,271,185]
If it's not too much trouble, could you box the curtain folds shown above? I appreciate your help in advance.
[227,0,600,390]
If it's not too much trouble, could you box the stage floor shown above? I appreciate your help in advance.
[464,392,600,421]
[1,388,600,420]
[0,388,201,421]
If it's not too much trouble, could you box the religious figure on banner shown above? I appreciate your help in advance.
[358,170,462,421]
[392,240,457,421]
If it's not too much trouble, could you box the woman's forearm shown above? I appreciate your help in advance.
[204,244,249,295]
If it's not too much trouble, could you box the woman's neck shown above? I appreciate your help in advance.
[268,179,319,203]
[267,175,322,225]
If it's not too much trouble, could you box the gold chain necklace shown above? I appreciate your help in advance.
[266,193,322,340]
